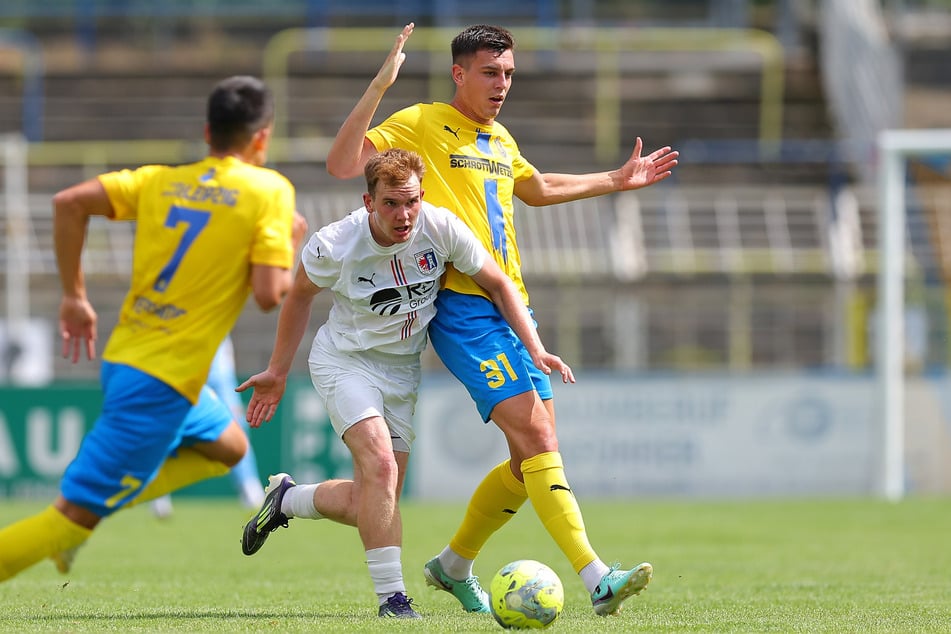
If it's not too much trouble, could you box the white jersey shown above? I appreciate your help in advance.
[301,201,488,356]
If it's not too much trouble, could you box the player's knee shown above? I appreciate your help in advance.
[363,450,399,491]
[499,415,559,458]
[216,424,249,467]
[55,496,103,529]
[223,439,248,467]
[220,446,246,468]
[510,437,559,471]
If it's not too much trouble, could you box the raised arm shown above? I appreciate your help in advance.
[237,264,322,426]
[325,23,414,179]
[513,137,679,206]
[52,177,116,363]
[470,258,574,385]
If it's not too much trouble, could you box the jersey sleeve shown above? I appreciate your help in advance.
[366,105,422,151]
[440,209,488,276]
[300,230,341,289]
[250,173,296,269]
[511,151,537,182]
[97,165,166,221]
[494,121,536,182]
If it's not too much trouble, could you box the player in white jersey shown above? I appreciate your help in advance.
[237,148,573,619]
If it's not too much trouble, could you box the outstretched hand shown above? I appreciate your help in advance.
[532,352,576,385]
[373,22,414,91]
[619,137,679,190]
[236,369,287,428]
[59,296,97,363]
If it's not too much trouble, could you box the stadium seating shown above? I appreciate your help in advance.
[2,1,951,377]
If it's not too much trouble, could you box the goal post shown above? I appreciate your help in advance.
[877,128,951,501]
[3,133,30,338]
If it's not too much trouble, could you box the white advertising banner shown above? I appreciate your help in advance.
[904,376,951,494]
[412,373,891,499]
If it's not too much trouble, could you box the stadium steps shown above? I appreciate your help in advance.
[19,61,834,188]
[0,25,890,376]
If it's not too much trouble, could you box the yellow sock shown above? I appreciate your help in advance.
[449,460,528,559]
[0,506,91,581]
[127,447,229,507]
[521,451,596,573]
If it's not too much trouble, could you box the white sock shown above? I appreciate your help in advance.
[438,545,475,580]
[280,483,323,519]
[367,546,404,602]
[580,559,611,594]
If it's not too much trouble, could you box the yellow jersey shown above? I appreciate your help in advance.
[367,102,536,303]
[99,156,296,402]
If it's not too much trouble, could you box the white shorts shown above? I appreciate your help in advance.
[308,327,421,453]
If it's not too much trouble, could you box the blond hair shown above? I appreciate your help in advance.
[364,148,426,196]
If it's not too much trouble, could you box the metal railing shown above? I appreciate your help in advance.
[7,175,948,374]
[0,182,883,282]
[262,26,785,163]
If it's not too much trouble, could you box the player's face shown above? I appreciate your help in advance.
[365,175,423,247]
[451,48,515,125]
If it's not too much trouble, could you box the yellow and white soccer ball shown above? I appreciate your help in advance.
[489,559,564,629]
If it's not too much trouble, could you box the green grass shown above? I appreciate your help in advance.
[1,497,949,632]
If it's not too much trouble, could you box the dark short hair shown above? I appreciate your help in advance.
[206,76,274,152]
[365,148,426,197]
[451,24,515,65]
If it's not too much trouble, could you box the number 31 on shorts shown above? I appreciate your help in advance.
[480,353,519,388]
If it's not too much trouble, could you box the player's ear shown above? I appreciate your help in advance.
[362,192,373,212]
[451,63,465,86]
[252,126,272,152]
[203,123,211,146]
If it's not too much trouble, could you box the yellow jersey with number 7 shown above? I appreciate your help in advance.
[98,156,296,403]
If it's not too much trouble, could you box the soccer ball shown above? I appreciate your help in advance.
[489,559,564,629]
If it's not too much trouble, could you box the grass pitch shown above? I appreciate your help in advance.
[0,497,949,632]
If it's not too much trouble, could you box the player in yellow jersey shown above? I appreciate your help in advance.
[326,24,678,617]
[0,75,307,583]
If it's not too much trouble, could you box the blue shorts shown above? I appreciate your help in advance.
[429,290,552,422]
[60,362,233,517]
